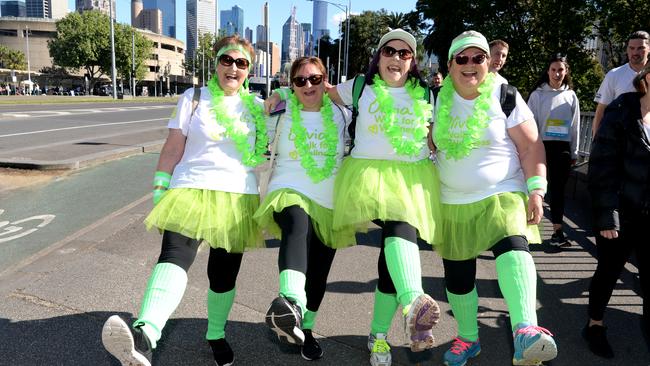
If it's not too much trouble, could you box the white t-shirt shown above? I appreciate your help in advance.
[594,63,638,105]
[337,78,432,161]
[266,100,349,209]
[432,86,535,204]
[167,87,263,194]
[494,73,508,85]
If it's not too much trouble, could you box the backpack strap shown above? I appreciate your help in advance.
[191,86,201,117]
[499,83,517,118]
[349,74,366,148]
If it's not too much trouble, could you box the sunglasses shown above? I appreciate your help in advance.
[454,53,487,65]
[380,46,414,60]
[218,54,250,70]
[292,74,324,87]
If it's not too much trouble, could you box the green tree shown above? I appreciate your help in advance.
[113,24,152,90]
[0,45,27,70]
[187,32,221,86]
[341,10,389,76]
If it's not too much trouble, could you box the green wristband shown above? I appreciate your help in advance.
[153,171,172,188]
[526,176,547,193]
[274,88,290,101]
[153,188,167,205]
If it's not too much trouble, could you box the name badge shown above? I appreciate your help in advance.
[544,119,570,138]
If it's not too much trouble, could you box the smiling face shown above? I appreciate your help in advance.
[627,38,649,70]
[547,61,567,89]
[216,49,249,96]
[489,44,508,73]
[292,62,325,111]
[448,47,489,99]
[378,40,413,87]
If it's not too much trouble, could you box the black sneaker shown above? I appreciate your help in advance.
[582,323,614,359]
[209,338,234,366]
[265,296,304,345]
[549,229,571,248]
[301,330,323,361]
[102,315,153,366]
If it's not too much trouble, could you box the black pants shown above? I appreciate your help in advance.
[158,230,243,293]
[443,236,529,295]
[373,220,418,295]
[588,211,649,322]
[273,205,337,311]
[544,141,572,225]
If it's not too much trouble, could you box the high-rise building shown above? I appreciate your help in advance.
[50,0,66,18]
[26,0,48,18]
[244,26,252,44]
[76,0,115,18]
[1,0,27,17]
[220,5,242,36]
[281,7,304,66]
[186,0,216,60]
[256,24,266,44]
[312,0,328,41]
[301,23,312,56]
[132,0,163,34]
[142,0,175,38]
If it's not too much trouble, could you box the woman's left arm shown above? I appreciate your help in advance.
[508,119,547,224]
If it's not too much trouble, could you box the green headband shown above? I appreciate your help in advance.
[216,45,252,63]
[448,36,490,60]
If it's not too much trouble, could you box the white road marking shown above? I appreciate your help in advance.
[0,209,56,244]
[0,118,167,138]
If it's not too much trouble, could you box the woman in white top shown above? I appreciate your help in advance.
[101,35,267,366]
[527,54,580,248]
[254,56,355,361]
[431,30,556,366]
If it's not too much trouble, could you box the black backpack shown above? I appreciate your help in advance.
[430,83,518,117]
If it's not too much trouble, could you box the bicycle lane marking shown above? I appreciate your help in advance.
[0,209,56,243]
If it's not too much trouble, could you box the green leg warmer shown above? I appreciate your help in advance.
[303,310,317,330]
[279,269,307,316]
[384,237,423,307]
[446,288,479,341]
[134,262,188,348]
[495,250,538,330]
[206,288,236,340]
[370,288,399,335]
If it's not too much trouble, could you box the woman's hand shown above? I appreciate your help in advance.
[599,229,618,240]
[527,192,544,225]
[264,93,282,115]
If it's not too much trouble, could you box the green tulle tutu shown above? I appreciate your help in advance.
[253,189,356,249]
[432,192,541,260]
[144,188,264,253]
[332,157,441,244]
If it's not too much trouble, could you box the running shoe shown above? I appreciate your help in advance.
[512,322,558,365]
[301,329,323,361]
[582,323,613,359]
[101,315,152,366]
[443,337,481,366]
[209,338,234,366]
[367,333,392,366]
[265,296,304,345]
[404,294,440,352]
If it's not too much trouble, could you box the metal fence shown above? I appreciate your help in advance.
[578,111,594,163]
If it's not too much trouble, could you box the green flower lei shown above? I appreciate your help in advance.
[288,92,339,183]
[370,75,432,156]
[434,72,496,160]
[206,77,268,167]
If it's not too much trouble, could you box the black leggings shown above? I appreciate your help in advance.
[273,205,337,311]
[544,141,572,225]
[373,220,418,295]
[443,236,529,295]
[157,230,243,293]
[588,211,649,322]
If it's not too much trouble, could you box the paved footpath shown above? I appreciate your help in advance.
[0,174,646,365]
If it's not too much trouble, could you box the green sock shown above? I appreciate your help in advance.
[206,288,236,340]
[303,310,317,330]
[370,288,399,335]
[384,237,423,307]
[495,250,538,330]
[279,269,307,316]
[446,288,479,341]
[134,262,188,348]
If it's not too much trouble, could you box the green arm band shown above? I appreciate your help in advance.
[273,88,291,101]
[526,176,547,194]
[153,188,167,205]
[153,171,172,188]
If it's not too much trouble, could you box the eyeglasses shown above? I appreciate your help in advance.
[292,74,324,87]
[218,54,250,70]
[454,53,487,65]
[380,46,414,60]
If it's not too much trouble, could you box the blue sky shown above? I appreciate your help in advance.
[67,0,417,46]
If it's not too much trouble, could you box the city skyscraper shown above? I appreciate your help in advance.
[281,7,303,67]
[301,23,312,56]
[142,0,175,38]
[256,24,266,44]
[219,5,243,36]
[132,0,163,34]
[311,0,328,41]
[76,0,115,18]
[244,26,252,44]
[1,0,26,16]
[186,0,216,60]
[26,0,48,17]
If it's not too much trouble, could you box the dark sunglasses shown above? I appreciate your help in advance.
[218,54,250,70]
[292,74,324,87]
[380,46,414,60]
[454,53,487,65]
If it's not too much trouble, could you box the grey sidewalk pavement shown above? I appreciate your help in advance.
[0,175,647,365]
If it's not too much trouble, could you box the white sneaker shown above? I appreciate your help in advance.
[368,333,392,366]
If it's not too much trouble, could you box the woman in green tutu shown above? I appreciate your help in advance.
[431,30,557,366]
[101,35,266,366]
[267,28,442,366]
[255,56,355,361]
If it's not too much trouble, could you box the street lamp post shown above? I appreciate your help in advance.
[109,0,117,99]
[307,0,350,81]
